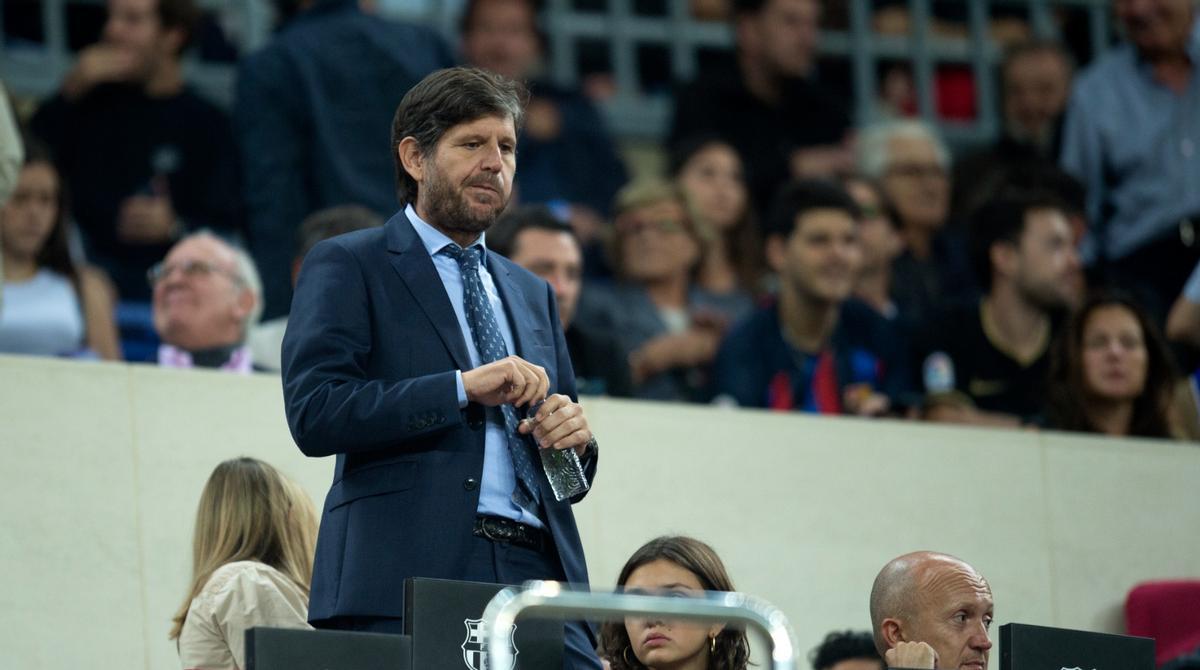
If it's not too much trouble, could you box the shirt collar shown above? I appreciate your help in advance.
[405,203,487,259]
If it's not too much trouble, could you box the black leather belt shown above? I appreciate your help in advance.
[473,515,548,552]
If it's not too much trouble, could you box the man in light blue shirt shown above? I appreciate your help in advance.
[1060,0,1200,316]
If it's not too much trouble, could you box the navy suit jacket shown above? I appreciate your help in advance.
[282,211,597,623]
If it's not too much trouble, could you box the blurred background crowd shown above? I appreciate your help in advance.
[3,0,1200,441]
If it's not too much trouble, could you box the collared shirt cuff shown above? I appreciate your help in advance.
[455,370,468,409]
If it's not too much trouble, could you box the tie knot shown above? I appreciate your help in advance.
[444,243,482,270]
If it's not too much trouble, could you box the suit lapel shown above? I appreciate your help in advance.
[385,211,473,371]
[488,251,540,359]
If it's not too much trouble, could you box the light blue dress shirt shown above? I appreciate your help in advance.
[406,204,544,529]
[1060,17,1200,263]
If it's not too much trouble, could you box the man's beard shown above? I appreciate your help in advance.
[423,165,509,237]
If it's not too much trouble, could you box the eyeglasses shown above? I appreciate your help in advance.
[147,259,244,287]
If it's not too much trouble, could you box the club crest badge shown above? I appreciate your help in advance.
[462,618,518,670]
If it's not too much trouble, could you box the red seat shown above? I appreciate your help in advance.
[1126,580,1200,665]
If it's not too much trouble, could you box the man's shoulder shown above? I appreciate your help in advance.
[724,303,783,348]
[487,250,549,293]
[260,9,446,59]
[333,220,391,249]
[1072,44,1138,97]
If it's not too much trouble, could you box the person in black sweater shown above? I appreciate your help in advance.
[669,0,853,216]
[31,0,242,302]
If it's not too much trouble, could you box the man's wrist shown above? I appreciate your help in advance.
[455,370,468,409]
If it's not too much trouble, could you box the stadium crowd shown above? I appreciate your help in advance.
[3,0,1200,442]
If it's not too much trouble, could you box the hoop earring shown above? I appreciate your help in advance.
[623,646,636,666]
[710,634,717,654]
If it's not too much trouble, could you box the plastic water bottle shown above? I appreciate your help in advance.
[525,400,589,501]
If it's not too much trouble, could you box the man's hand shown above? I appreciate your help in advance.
[885,641,937,669]
[629,326,722,385]
[63,45,139,100]
[519,393,592,457]
[462,355,549,409]
[843,383,891,417]
[117,193,178,244]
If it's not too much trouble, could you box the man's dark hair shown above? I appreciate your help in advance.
[487,205,577,258]
[1001,38,1075,80]
[809,630,883,670]
[459,0,544,37]
[391,67,527,206]
[731,0,770,19]
[968,188,1069,291]
[156,0,200,53]
[296,204,384,260]
[765,179,861,240]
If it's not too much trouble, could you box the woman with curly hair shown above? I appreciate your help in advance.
[599,536,750,670]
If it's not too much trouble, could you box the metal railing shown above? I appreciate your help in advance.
[480,580,800,670]
[1,0,1115,144]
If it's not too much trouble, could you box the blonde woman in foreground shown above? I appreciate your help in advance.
[171,457,319,670]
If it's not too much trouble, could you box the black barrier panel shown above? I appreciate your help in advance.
[245,627,412,670]
[405,577,564,670]
[1000,622,1154,670]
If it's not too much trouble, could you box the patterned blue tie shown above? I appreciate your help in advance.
[443,244,542,514]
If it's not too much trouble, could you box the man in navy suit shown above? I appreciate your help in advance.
[281,67,601,669]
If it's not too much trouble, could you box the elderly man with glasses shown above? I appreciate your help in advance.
[149,231,262,372]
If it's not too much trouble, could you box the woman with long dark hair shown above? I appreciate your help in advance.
[1046,292,1188,439]
[599,536,750,670]
[670,136,765,300]
[0,142,120,358]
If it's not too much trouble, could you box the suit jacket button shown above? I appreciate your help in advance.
[463,477,479,491]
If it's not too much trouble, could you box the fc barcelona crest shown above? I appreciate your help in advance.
[462,618,518,670]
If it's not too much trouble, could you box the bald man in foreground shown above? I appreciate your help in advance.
[869,552,994,670]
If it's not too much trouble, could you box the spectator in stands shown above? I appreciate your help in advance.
[488,205,633,397]
[918,190,1081,427]
[578,179,740,402]
[810,630,884,670]
[150,231,261,372]
[0,84,20,208]
[670,0,853,216]
[1046,292,1190,439]
[599,535,750,670]
[1060,0,1200,320]
[1168,259,1200,348]
[171,457,318,670]
[712,180,908,415]
[248,205,382,372]
[842,177,902,324]
[670,135,766,300]
[0,144,121,360]
[30,0,241,303]
[235,0,454,320]
[461,0,627,232]
[0,83,20,312]
[858,120,975,328]
[953,40,1074,222]
[869,551,994,670]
